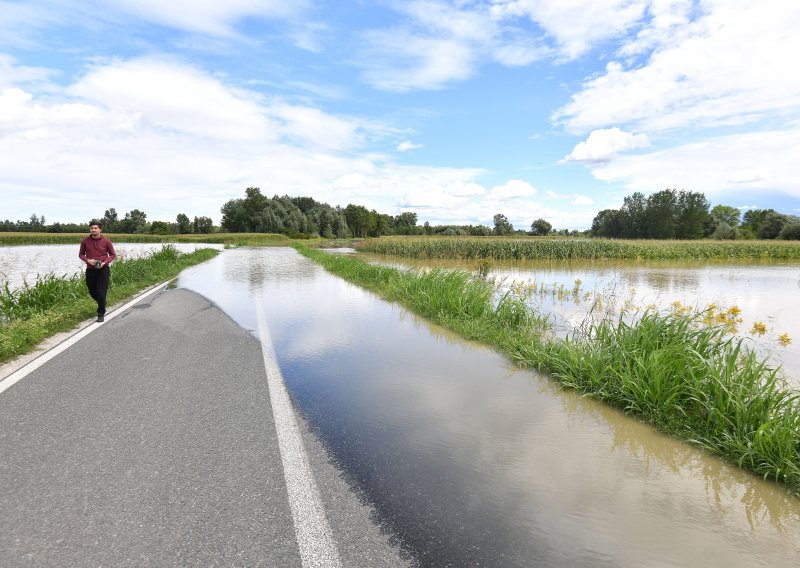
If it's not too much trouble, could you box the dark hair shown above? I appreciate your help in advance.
[89,219,103,228]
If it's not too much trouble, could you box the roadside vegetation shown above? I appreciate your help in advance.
[357,236,800,261]
[297,243,800,496]
[0,245,219,364]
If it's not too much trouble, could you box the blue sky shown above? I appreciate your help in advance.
[2,0,799,230]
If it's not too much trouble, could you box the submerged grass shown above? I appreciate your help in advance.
[358,236,800,261]
[0,245,219,364]
[296,243,800,496]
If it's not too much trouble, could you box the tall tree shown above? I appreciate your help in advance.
[176,213,192,233]
[102,208,118,232]
[591,209,624,238]
[493,213,513,236]
[621,192,647,238]
[529,218,552,236]
[674,190,709,239]
[193,216,214,234]
[710,205,740,227]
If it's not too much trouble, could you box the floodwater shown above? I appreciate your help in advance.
[362,253,800,388]
[0,243,223,290]
[175,247,800,567]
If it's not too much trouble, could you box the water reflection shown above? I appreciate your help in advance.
[178,248,800,567]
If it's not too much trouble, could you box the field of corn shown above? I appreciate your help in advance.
[0,245,219,363]
[358,237,800,261]
[0,232,291,247]
[297,242,800,496]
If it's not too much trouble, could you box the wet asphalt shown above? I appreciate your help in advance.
[0,288,411,567]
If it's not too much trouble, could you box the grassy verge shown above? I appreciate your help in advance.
[295,243,800,496]
[0,245,219,364]
[358,236,800,260]
[0,232,292,246]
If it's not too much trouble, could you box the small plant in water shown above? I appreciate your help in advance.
[475,260,491,280]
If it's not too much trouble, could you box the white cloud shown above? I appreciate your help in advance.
[564,127,650,162]
[6,56,577,227]
[0,54,58,90]
[487,179,537,200]
[358,28,478,92]
[490,0,650,59]
[585,129,800,200]
[571,195,594,206]
[554,2,800,134]
[397,140,424,152]
[103,0,308,36]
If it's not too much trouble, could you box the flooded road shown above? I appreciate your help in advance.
[178,247,800,567]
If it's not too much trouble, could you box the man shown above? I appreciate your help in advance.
[79,220,117,322]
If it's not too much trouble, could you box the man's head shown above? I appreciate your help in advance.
[89,220,103,237]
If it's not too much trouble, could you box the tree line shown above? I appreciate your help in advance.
[3,186,799,240]
[591,189,800,240]
[0,209,214,235]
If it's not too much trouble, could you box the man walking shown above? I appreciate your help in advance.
[79,220,117,322]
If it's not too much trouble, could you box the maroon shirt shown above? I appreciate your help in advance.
[79,235,117,268]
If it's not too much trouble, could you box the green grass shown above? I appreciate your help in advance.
[0,232,292,246]
[358,236,800,261]
[0,245,219,363]
[296,242,800,496]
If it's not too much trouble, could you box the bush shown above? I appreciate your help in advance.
[778,222,800,240]
[711,223,737,240]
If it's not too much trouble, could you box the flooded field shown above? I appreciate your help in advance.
[0,243,223,290]
[361,253,800,388]
[176,248,799,567]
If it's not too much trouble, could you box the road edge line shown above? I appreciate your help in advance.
[255,297,342,568]
[0,282,168,395]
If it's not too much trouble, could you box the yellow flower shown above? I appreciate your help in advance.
[778,333,792,346]
[751,321,767,336]
[728,306,742,316]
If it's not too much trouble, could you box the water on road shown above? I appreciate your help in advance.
[176,247,799,567]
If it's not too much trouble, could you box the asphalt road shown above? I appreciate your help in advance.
[0,288,411,567]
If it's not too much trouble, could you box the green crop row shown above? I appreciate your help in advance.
[358,237,800,260]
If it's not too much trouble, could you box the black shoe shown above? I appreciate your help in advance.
[96,315,105,323]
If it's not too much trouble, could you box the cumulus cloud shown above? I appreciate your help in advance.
[586,129,800,200]
[564,127,650,162]
[554,1,800,134]
[490,0,650,59]
[397,140,425,152]
[3,56,560,227]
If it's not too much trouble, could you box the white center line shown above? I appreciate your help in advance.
[255,297,342,568]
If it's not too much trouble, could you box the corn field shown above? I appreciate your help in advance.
[357,237,800,261]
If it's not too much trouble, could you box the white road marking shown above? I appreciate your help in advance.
[255,297,342,568]
[0,283,168,395]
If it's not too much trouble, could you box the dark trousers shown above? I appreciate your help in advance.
[85,266,110,315]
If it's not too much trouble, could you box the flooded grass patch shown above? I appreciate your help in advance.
[359,236,800,261]
[0,245,219,363]
[297,243,800,496]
